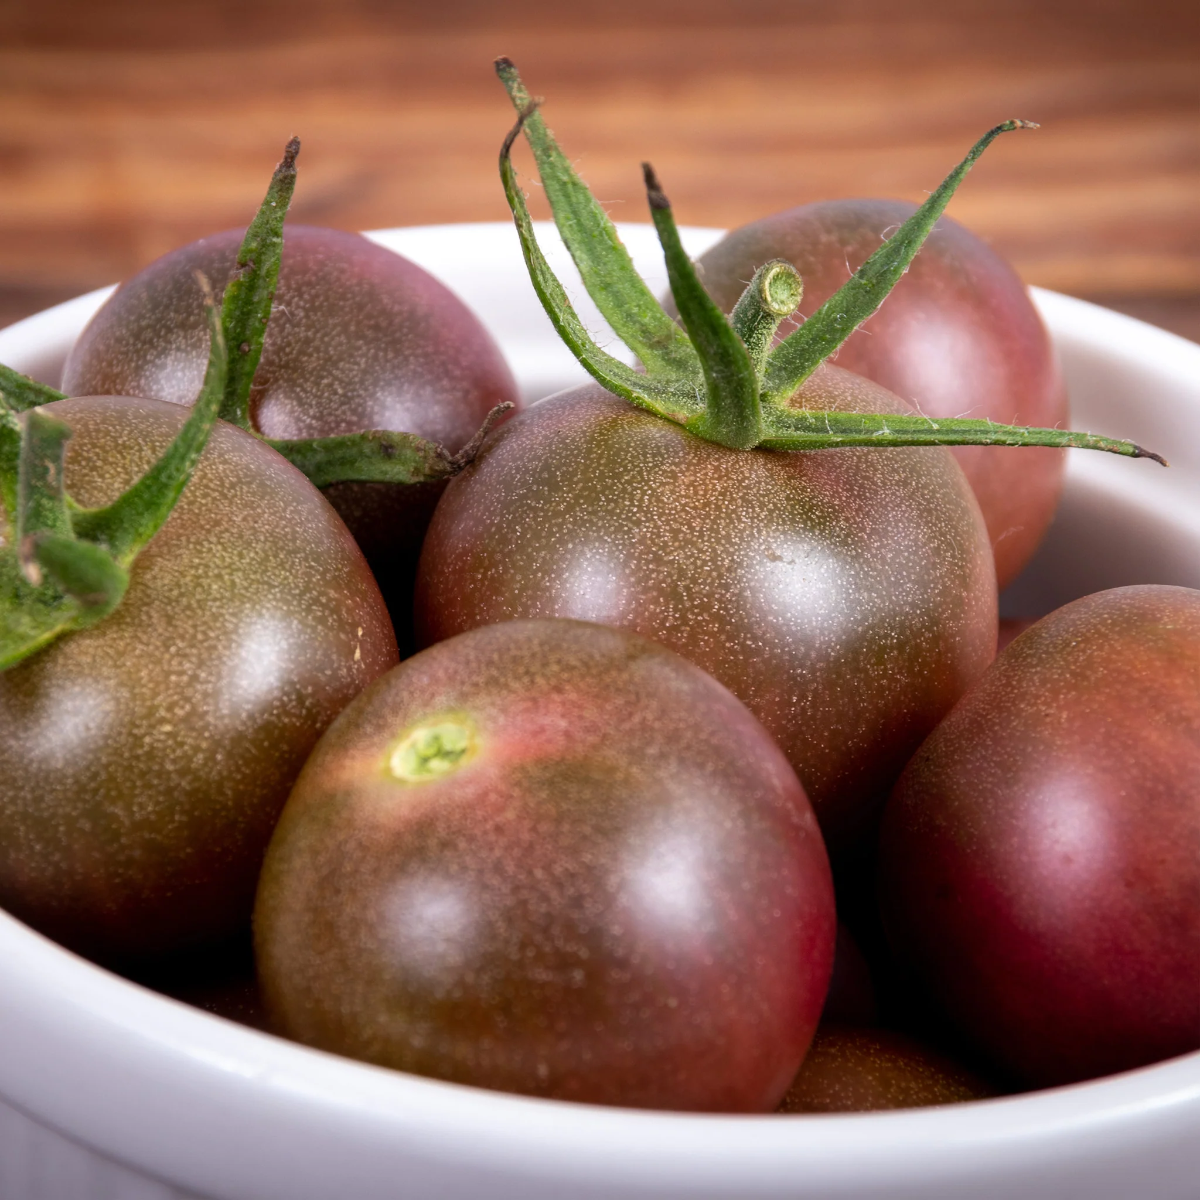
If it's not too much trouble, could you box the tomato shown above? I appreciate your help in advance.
[879,585,1200,1086]
[0,396,398,963]
[61,225,520,631]
[822,922,878,1026]
[415,367,998,850]
[255,618,835,1112]
[997,615,1037,653]
[776,1026,996,1112]
[690,201,1068,589]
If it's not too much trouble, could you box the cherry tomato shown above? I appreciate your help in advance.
[255,618,835,1112]
[61,225,519,630]
[415,366,997,850]
[822,922,878,1026]
[879,584,1200,1086]
[0,396,398,963]
[777,1026,996,1113]
[691,201,1068,588]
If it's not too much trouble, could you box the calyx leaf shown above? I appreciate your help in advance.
[496,59,1164,467]
[0,279,228,669]
[217,139,489,486]
[0,139,501,493]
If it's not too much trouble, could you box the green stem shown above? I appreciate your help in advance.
[220,137,299,429]
[0,395,21,521]
[220,136,492,487]
[0,363,66,413]
[268,429,455,488]
[491,84,1166,468]
[762,120,1038,404]
[72,277,228,562]
[1,282,228,670]
[16,408,74,580]
[443,400,515,468]
[269,400,516,486]
[0,555,88,669]
[757,406,1167,463]
[643,163,761,450]
[1,413,129,668]
[730,259,803,374]
[499,108,701,423]
[494,57,701,383]
[0,138,499,498]
[22,534,128,620]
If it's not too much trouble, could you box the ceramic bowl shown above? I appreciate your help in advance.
[0,223,1197,1200]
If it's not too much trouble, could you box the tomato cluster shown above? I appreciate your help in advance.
[0,61,1194,1118]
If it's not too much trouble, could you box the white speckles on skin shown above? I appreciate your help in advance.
[751,531,855,644]
[138,347,204,409]
[384,873,479,986]
[2,676,113,771]
[624,822,711,933]
[1020,778,1116,913]
[63,226,517,449]
[0,396,398,959]
[418,370,997,845]
[219,613,302,718]
[551,544,629,623]
[690,199,1069,589]
[60,227,521,618]
[257,619,834,1109]
[880,586,1200,1086]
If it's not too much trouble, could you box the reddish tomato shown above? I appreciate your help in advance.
[691,201,1068,589]
[415,367,997,850]
[255,619,835,1112]
[880,585,1200,1086]
[777,1026,996,1112]
[0,396,398,963]
[61,225,519,627]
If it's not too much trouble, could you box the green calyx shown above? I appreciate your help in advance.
[495,58,1166,466]
[211,139,511,482]
[0,138,513,663]
[0,279,228,669]
[0,138,513,488]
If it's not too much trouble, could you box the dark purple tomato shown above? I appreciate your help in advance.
[129,936,269,1032]
[415,367,997,850]
[691,200,1068,589]
[0,396,398,963]
[255,618,835,1112]
[776,1026,996,1113]
[996,615,1037,653]
[822,923,878,1026]
[880,585,1200,1087]
[61,225,520,628]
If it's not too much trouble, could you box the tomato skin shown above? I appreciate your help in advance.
[879,585,1200,1087]
[255,618,835,1112]
[777,1026,995,1113]
[822,923,878,1026]
[691,200,1068,589]
[61,226,520,628]
[0,396,398,963]
[415,367,997,849]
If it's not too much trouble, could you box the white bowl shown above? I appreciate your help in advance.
[0,223,1197,1200]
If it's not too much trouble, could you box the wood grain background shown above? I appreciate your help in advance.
[0,0,1196,338]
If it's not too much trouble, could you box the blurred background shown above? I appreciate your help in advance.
[0,0,1196,337]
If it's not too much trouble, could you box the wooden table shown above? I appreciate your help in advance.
[0,0,1196,339]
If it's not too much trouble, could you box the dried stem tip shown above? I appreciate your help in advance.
[641,163,670,211]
